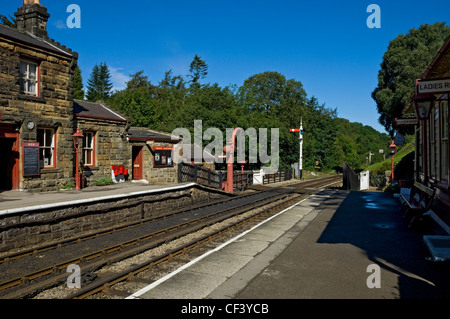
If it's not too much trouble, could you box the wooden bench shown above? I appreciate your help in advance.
[400,181,436,228]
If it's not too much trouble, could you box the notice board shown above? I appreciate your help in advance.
[23,142,40,176]
[153,147,173,167]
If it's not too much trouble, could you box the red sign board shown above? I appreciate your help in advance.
[23,142,39,148]
[154,147,174,167]
[154,146,174,151]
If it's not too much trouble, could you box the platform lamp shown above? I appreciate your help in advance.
[413,93,435,120]
[72,128,84,190]
[389,140,398,181]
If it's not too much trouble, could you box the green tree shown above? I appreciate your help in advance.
[334,134,359,168]
[0,15,17,28]
[126,70,153,90]
[86,62,113,102]
[372,22,450,136]
[188,54,208,86]
[107,64,392,173]
[108,71,158,128]
[302,97,338,171]
[159,70,186,91]
[73,65,85,100]
[239,71,287,112]
[333,118,390,169]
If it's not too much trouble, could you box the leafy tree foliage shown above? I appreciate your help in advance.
[0,15,17,28]
[372,22,450,136]
[73,65,85,100]
[106,61,390,172]
[86,62,113,102]
[188,54,208,87]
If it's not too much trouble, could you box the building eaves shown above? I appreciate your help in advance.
[128,127,181,143]
[0,24,77,59]
[74,100,128,123]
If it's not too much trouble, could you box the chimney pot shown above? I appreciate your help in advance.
[15,0,50,38]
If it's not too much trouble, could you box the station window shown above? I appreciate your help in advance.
[435,105,440,180]
[83,132,95,166]
[19,60,39,97]
[37,128,56,168]
[441,100,448,181]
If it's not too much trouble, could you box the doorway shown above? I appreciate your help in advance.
[132,146,143,180]
[0,136,19,191]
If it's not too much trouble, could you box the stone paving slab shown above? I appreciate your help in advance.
[129,190,336,299]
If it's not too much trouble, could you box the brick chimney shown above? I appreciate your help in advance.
[14,0,50,38]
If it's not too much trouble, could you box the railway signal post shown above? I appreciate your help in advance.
[290,119,304,180]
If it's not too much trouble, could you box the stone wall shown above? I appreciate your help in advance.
[0,35,77,192]
[77,117,131,186]
[0,184,231,254]
[132,141,179,184]
[148,142,178,184]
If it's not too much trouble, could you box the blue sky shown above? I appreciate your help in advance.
[3,0,450,134]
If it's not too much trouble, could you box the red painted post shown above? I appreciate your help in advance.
[72,128,84,191]
[224,128,244,193]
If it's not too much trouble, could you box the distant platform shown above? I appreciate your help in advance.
[0,182,197,216]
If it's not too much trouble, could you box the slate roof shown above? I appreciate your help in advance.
[0,24,77,59]
[74,100,128,123]
[128,127,180,143]
[127,129,214,162]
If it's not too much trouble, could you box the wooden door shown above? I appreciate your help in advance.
[132,146,143,180]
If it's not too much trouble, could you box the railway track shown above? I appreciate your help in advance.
[0,175,342,299]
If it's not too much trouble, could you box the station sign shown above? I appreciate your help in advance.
[417,78,450,94]
[153,146,174,167]
[395,118,418,126]
[23,142,40,176]
[394,133,405,147]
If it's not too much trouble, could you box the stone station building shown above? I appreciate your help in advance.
[0,2,78,192]
[0,1,182,192]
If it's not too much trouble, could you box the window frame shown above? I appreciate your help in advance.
[82,131,96,167]
[19,60,40,97]
[37,127,56,169]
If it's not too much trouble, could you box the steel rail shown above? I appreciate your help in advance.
[67,194,306,299]
[0,175,341,299]
[0,175,339,265]
[0,191,294,298]
[68,177,343,299]
[0,187,274,265]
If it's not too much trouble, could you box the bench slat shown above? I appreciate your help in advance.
[414,181,435,196]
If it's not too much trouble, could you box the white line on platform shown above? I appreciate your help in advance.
[126,189,333,299]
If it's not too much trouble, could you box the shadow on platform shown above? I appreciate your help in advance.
[317,191,450,299]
